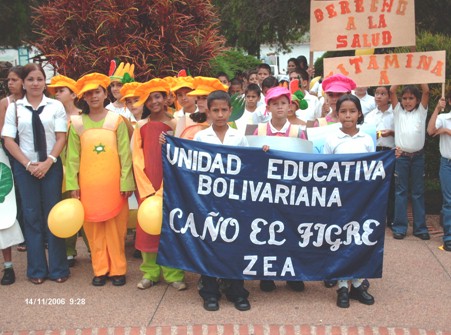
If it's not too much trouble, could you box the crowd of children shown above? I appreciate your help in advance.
[0,59,449,313]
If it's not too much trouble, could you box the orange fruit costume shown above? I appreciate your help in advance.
[65,73,135,279]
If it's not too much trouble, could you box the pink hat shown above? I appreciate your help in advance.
[265,86,291,105]
[322,74,356,93]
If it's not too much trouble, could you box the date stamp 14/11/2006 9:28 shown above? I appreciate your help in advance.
[24,298,86,305]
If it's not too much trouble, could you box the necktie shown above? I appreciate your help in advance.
[25,105,47,162]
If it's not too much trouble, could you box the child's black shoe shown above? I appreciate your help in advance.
[203,297,219,311]
[349,284,375,305]
[260,280,276,292]
[336,287,349,308]
[1,267,15,285]
[227,296,250,311]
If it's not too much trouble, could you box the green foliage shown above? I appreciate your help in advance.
[213,0,310,57]
[209,50,261,79]
[0,0,32,47]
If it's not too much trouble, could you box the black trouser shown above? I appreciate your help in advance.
[376,146,395,225]
[199,275,249,300]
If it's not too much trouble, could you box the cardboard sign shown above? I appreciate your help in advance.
[323,51,446,86]
[310,0,415,52]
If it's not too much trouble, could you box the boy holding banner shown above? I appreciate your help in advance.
[427,95,451,251]
[390,84,430,240]
[193,90,250,312]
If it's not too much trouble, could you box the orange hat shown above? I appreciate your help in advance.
[47,75,78,95]
[133,78,170,107]
[171,76,194,92]
[187,77,228,96]
[76,73,110,98]
[119,82,142,102]
[163,76,177,89]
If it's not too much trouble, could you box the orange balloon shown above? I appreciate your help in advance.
[48,199,84,238]
[137,194,163,235]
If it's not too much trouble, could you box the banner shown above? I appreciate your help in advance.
[323,51,446,86]
[158,136,395,281]
[310,0,415,52]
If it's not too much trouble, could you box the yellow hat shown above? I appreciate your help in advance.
[187,77,229,96]
[119,82,142,102]
[76,73,110,98]
[171,76,194,92]
[163,76,177,90]
[109,61,135,82]
[47,75,78,95]
[133,78,170,107]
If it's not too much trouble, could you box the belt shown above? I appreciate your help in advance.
[400,149,424,157]
[376,146,393,151]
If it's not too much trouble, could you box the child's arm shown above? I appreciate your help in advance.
[389,85,399,108]
[427,97,447,136]
[420,83,430,109]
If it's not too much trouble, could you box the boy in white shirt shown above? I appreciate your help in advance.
[194,90,250,312]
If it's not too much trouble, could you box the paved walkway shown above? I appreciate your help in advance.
[0,215,450,334]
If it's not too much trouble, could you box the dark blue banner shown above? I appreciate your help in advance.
[157,136,395,281]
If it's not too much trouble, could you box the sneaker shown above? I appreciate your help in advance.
[170,281,187,291]
[137,278,154,290]
[1,267,15,285]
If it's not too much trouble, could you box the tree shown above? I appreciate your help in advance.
[213,0,310,57]
[0,0,32,47]
[30,0,225,80]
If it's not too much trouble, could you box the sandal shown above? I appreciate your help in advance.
[17,243,27,252]
[29,278,45,285]
[53,276,69,283]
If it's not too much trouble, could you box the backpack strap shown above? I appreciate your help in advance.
[70,115,85,136]
[103,111,121,131]
[288,124,300,137]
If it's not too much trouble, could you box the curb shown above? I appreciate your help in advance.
[2,325,451,335]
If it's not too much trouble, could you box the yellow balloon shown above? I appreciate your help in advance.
[48,199,84,238]
[355,48,375,56]
[137,195,163,235]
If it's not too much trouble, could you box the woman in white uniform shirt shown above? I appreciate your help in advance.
[2,63,69,284]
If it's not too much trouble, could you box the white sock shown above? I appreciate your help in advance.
[4,262,13,269]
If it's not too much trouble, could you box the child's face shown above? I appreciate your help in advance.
[326,92,346,113]
[374,87,390,109]
[248,74,258,85]
[218,76,230,86]
[338,100,361,133]
[287,61,297,73]
[55,87,75,105]
[145,92,166,114]
[176,87,196,110]
[206,100,232,128]
[401,92,419,112]
[289,72,300,82]
[257,68,270,84]
[167,92,175,106]
[83,87,107,109]
[267,95,290,120]
[289,102,298,115]
[110,81,123,100]
[195,95,208,113]
[125,97,143,118]
[245,91,260,109]
[229,84,243,96]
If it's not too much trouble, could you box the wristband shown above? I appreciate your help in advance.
[48,154,58,163]
[25,161,32,171]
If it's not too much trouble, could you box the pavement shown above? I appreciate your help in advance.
[0,214,450,335]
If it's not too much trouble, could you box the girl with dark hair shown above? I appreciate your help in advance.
[2,63,69,284]
[323,94,375,308]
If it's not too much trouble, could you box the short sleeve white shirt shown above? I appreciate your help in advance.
[435,112,451,159]
[106,102,133,120]
[2,95,67,161]
[353,92,376,116]
[393,103,427,153]
[296,91,319,122]
[364,106,395,148]
[323,129,375,154]
[194,125,249,147]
